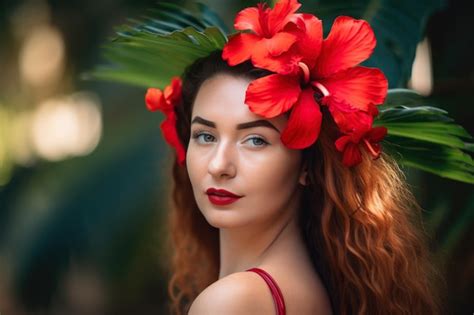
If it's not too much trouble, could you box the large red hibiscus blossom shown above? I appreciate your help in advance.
[226,12,388,165]
[145,77,186,166]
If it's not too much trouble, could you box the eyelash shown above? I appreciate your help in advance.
[191,130,269,147]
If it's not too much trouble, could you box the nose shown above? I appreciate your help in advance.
[208,139,237,179]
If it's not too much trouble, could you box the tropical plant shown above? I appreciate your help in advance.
[91,1,473,184]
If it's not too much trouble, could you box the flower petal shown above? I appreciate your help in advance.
[245,73,301,118]
[234,7,263,34]
[367,126,387,142]
[164,77,182,104]
[341,142,363,167]
[335,134,351,151]
[145,88,166,112]
[161,111,186,166]
[281,88,322,149]
[222,33,261,66]
[314,16,376,77]
[251,34,301,74]
[328,100,373,135]
[289,14,323,69]
[262,31,298,56]
[320,66,388,112]
[335,136,363,167]
[267,0,302,33]
[366,103,379,117]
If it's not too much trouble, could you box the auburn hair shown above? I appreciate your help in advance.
[161,51,444,314]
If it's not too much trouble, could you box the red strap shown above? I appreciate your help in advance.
[246,267,286,315]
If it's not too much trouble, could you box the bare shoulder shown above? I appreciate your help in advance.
[188,271,275,315]
[188,266,333,315]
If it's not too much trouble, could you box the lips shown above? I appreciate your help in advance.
[206,188,242,206]
[206,188,241,197]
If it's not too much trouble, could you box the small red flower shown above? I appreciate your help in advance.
[145,77,186,166]
[145,77,182,112]
[329,100,387,166]
[335,124,387,167]
[222,0,305,74]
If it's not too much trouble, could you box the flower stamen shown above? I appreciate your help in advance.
[311,81,330,97]
[363,138,379,158]
[298,62,310,84]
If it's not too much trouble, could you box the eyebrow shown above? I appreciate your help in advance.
[191,116,280,133]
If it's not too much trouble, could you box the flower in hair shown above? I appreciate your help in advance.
[145,77,186,166]
[330,103,387,165]
[96,0,474,182]
[222,0,308,75]
[335,125,387,166]
[222,1,388,166]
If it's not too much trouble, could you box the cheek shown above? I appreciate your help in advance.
[243,151,301,202]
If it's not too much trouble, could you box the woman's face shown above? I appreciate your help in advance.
[186,73,306,229]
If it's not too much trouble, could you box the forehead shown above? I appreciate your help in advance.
[192,73,287,129]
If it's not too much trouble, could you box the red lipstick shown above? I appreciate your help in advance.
[206,188,242,206]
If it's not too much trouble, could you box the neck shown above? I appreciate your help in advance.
[218,191,303,279]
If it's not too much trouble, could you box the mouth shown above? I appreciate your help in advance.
[205,188,242,198]
[206,188,242,206]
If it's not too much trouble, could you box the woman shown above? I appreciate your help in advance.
[152,51,442,314]
[122,0,454,313]
[177,53,331,314]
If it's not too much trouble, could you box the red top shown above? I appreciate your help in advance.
[246,267,286,315]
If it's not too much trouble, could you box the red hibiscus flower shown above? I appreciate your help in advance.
[313,16,388,116]
[242,15,388,152]
[335,124,388,167]
[145,77,186,166]
[329,100,386,166]
[222,0,305,74]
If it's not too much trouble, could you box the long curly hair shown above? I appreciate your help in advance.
[161,51,444,314]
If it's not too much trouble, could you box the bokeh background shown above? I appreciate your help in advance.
[0,0,473,314]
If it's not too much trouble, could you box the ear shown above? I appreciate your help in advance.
[298,161,308,186]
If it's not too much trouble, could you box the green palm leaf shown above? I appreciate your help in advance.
[88,3,228,88]
[131,2,228,35]
[374,90,474,184]
[383,88,427,106]
[89,3,474,185]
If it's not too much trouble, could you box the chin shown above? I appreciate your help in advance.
[200,206,248,229]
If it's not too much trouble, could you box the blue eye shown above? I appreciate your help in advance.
[246,136,269,147]
[191,131,269,148]
[192,131,215,144]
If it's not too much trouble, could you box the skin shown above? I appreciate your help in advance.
[186,74,332,314]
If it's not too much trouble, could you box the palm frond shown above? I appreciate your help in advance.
[87,3,228,88]
[375,90,474,184]
[383,88,427,107]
